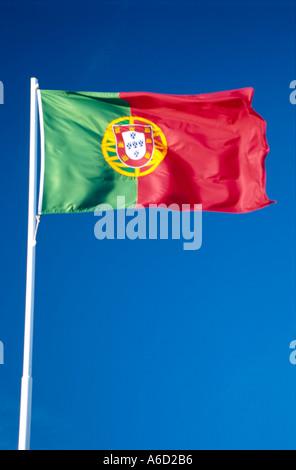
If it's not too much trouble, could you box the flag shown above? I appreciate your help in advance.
[39,87,273,214]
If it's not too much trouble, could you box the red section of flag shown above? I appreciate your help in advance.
[119,88,274,213]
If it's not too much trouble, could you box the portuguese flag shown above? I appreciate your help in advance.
[39,87,273,214]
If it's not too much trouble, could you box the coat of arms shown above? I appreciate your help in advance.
[113,124,154,168]
[101,116,167,177]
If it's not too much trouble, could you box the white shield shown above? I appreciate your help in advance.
[122,130,146,160]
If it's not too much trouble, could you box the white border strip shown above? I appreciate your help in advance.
[36,89,45,215]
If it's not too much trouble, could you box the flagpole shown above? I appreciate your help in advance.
[18,77,39,450]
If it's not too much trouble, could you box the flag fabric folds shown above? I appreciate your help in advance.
[39,87,273,214]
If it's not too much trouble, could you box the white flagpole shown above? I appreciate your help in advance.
[18,77,39,450]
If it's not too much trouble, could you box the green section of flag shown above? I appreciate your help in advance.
[40,90,137,214]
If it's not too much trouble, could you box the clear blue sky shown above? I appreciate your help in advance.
[0,0,295,450]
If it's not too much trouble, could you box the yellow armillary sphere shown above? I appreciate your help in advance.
[101,116,168,177]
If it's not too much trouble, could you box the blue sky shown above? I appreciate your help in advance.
[0,0,295,450]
